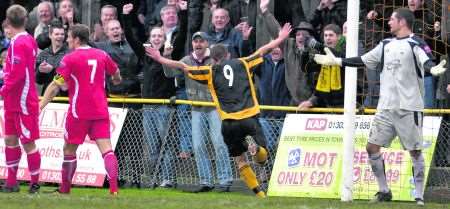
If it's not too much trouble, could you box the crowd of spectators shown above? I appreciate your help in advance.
[0,0,448,190]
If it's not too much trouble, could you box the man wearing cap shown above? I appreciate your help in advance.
[163,31,233,193]
[260,0,318,105]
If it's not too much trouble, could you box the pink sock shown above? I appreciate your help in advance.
[60,155,77,193]
[5,146,21,187]
[27,151,41,185]
[103,150,118,193]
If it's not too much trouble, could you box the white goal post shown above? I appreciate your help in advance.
[341,0,360,202]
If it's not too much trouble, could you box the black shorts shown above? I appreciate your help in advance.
[221,117,267,157]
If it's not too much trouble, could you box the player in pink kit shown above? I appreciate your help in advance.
[40,24,122,195]
[1,5,41,194]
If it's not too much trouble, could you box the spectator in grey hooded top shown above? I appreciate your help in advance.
[163,31,233,193]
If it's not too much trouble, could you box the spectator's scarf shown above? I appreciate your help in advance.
[315,64,342,93]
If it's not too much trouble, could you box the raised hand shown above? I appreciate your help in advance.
[66,10,74,26]
[260,0,270,13]
[367,10,378,20]
[278,23,292,40]
[434,21,441,32]
[93,23,103,41]
[241,23,253,40]
[177,0,188,11]
[123,3,134,15]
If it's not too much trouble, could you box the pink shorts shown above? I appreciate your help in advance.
[4,111,40,144]
[64,115,111,145]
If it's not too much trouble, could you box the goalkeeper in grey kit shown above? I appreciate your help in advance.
[313,8,446,206]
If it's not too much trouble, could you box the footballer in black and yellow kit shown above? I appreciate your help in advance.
[186,53,267,157]
[146,23,293,198]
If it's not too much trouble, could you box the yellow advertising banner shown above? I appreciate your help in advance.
[268,114,441,201]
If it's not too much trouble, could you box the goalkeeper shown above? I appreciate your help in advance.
[313,8,446,206]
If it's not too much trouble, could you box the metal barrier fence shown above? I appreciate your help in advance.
[109,100,450,202]
[427,115,450,202]
[114,104,280,191]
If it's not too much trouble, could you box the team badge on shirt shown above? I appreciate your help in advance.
[12,56,21,64]
[422,45,432,54]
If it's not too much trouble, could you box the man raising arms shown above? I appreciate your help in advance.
[40,24,122,195]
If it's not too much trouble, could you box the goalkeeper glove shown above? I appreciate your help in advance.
[313,47,342,66]
[430,59,447,76]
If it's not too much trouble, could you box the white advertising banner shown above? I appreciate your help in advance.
[0,103,128,187]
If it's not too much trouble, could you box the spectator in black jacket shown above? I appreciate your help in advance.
[94,18,142,188]
[255,47,291,152]
[435,44,450,167]
[308,0,347,36]
[274,0,306,27]
[123,2,188,188]
[35,22,69,96]
[137,0,163,29]
[158,2,192,168]
[366,0,405,39]
[408,0,444,109]
[95,19,141,101]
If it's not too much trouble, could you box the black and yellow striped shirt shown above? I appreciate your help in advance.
[187,52,263,120]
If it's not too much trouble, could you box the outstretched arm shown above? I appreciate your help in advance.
[123,3,146,59]
[314,47,366,67]
[145,46,189,73]
[40,81,61,111]
[254,23,292,56]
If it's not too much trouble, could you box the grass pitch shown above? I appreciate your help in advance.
[0,186,449,209]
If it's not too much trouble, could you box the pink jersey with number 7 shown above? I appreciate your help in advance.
[57,47,118,120]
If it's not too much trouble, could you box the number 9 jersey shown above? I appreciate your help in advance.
[187,53,263,120]
[56,47,118,120]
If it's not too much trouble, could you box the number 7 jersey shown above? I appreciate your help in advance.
[56,47,118,120]
[187,53,263,120]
